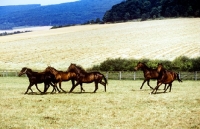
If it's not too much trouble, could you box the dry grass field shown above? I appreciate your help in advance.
[0,18,200,71]
[0,77,200,128]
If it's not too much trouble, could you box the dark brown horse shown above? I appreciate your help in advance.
[45,66,85,93]
[151,63,182,94]
[134,62,163,89]
[67,63,107,93]
[18,67,57,94]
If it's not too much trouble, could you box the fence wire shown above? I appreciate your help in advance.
[1,70,199,80]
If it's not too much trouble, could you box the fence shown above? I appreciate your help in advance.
[1,70,199,80]
[103,71,200,80]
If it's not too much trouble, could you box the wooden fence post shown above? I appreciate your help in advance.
[106,72,109,80]
[195,71,197,81]
[133,72,136,80]
[119,71,121,80]
[15,71,18,77]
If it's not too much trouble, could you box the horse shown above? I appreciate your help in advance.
[134,62,167,89]
[18,67,57,94]
[67,63,107,93]
[44,66,85,93]
[151,63,182,94]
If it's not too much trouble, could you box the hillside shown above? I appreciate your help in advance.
[0,0,122,30]
[0,18,200,70]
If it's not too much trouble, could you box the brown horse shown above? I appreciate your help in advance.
[134,62,166,89]
[67,63,107,93]
[151,63,182,94]
[45,66,85,93]
[18,67,57,94]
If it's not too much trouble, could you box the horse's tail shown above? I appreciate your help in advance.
[103,74,108,85]
[102,74,108,92]
[176,72,182,82]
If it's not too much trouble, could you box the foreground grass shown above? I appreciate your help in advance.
[0,77,200,129]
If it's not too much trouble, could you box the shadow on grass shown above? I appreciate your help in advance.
[150,91,170,95]
[23,91,99,95]
[131,89,151,91]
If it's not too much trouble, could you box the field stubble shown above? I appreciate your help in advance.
[0,77,200,129]
[0,18,200,70]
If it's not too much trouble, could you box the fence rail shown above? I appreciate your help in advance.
[0,70,199,80]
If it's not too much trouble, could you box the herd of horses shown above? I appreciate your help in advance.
[18,62,182,94]
[18,64,107,94]
[134,62,182,94]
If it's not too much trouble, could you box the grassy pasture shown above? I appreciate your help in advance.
[0,77,200,129]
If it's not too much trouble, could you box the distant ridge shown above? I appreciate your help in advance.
[0,0,123,30]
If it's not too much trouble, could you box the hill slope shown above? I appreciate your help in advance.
[0,18,200,70]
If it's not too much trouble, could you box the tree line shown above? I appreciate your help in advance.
[88,56,200,72]
[103,0,200,22]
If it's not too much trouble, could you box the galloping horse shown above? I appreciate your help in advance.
[18,67,57,94]
[45,66,85,93]
[134,62,163,89]
[67,63,107,93]
[151,63,182,94]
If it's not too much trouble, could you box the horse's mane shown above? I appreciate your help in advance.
[139,62,152,70]
[22,67,41,74]
[22,67,32,72]
[74,64,87,73]
[68,64,87,74]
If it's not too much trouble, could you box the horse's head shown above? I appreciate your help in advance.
[45,66,57,75]
[157,63,164,73]
[67,63,77,72]
[18,67,29,76]
[67,63,86,74]
[134,62,145,70]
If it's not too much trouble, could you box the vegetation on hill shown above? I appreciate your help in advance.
[89,56,200,72]
[103,0,200,22]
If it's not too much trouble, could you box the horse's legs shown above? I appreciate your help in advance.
[55,83,61,92]
[80,83,85,92]
[43,83,50,93]
[69,82,80,93]
[99,81,106,92]
[50,83,58,93]
[51,84,61,93]
[147,79,153,89]
[93,82,98,93]
[163,84,167,90]
[58,82,67,93]
[151,82,162,94]
[140,79,147,89]
[72,80,85,92]
[25,83,33,94]
[164,83,172,93]
[169,83,172,92]
[35,84,42,93]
